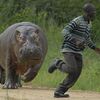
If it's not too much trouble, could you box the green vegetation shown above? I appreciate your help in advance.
[0,0,100,92]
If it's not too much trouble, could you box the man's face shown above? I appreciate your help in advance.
[86,10,96,21]
[83,3,96,21]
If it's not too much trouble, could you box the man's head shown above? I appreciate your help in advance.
[83,3,96,21]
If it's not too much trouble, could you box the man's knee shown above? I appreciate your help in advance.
[60,64,80,74]
[70,70,81,81]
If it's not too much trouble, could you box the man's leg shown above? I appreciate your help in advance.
[54,52,83,97]
[48,58,63,73]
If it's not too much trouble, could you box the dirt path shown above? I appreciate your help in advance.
[0,86,100,100]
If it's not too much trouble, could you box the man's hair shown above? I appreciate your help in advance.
[83,3,96,13]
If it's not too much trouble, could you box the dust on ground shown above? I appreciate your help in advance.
[0,86,100,100]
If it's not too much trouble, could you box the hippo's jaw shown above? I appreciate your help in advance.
[21,68,37,82]
[21,64,41,82]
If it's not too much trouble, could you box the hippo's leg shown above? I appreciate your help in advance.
[3,68,22,89]
[15,75,22,87]
[3,68,18,89]
[21,64,41,82]
[0,66,5,84]
[3,52,20,89]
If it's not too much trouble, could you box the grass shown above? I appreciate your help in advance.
[31,22,100,92]
[0,15,100,92]
[74,49,100,92]
[32,47,100,92]
[32,22,65,88]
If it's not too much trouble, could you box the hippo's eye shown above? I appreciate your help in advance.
[16,32,26,44]
[19,36,26,43]
[31,33,40,42]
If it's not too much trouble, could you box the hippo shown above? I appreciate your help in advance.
[0,22,48,89]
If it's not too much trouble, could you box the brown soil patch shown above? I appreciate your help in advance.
[0,86,100,100]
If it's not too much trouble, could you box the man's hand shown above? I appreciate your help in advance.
[94,48,100,54]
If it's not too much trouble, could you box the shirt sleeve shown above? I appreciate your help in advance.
[86,37,96,49]
[61,20,78,39]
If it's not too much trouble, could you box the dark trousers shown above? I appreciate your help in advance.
[55,52,83,94]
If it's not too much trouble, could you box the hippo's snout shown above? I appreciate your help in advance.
[19,45,43,62]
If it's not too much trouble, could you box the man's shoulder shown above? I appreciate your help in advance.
[72,16,83,24]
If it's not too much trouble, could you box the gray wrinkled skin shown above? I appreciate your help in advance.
[0,22,48,89]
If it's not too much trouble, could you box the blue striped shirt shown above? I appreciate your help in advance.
[61,16,96,53]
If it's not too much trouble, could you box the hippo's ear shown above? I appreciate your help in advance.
[15,30,21,42]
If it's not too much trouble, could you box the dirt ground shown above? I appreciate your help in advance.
[0,85,100,100]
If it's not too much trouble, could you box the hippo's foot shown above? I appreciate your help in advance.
[0,67,5,84]
[0,74,5,84]
[15,75,22,87]
[3,80,18,89]
[0,78,5,84]
[16,80,22,87]
[0,76,5,84]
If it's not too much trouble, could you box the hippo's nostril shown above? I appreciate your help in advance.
[29,49,33,55]
[34,49,42,58]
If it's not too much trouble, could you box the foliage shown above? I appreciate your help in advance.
[0,0,100,39]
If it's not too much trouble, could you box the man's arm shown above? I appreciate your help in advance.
[61,20,78,38]
[86,37,96,49]
[86,37,100,54]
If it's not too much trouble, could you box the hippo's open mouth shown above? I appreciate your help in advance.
[18,56,41,64]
